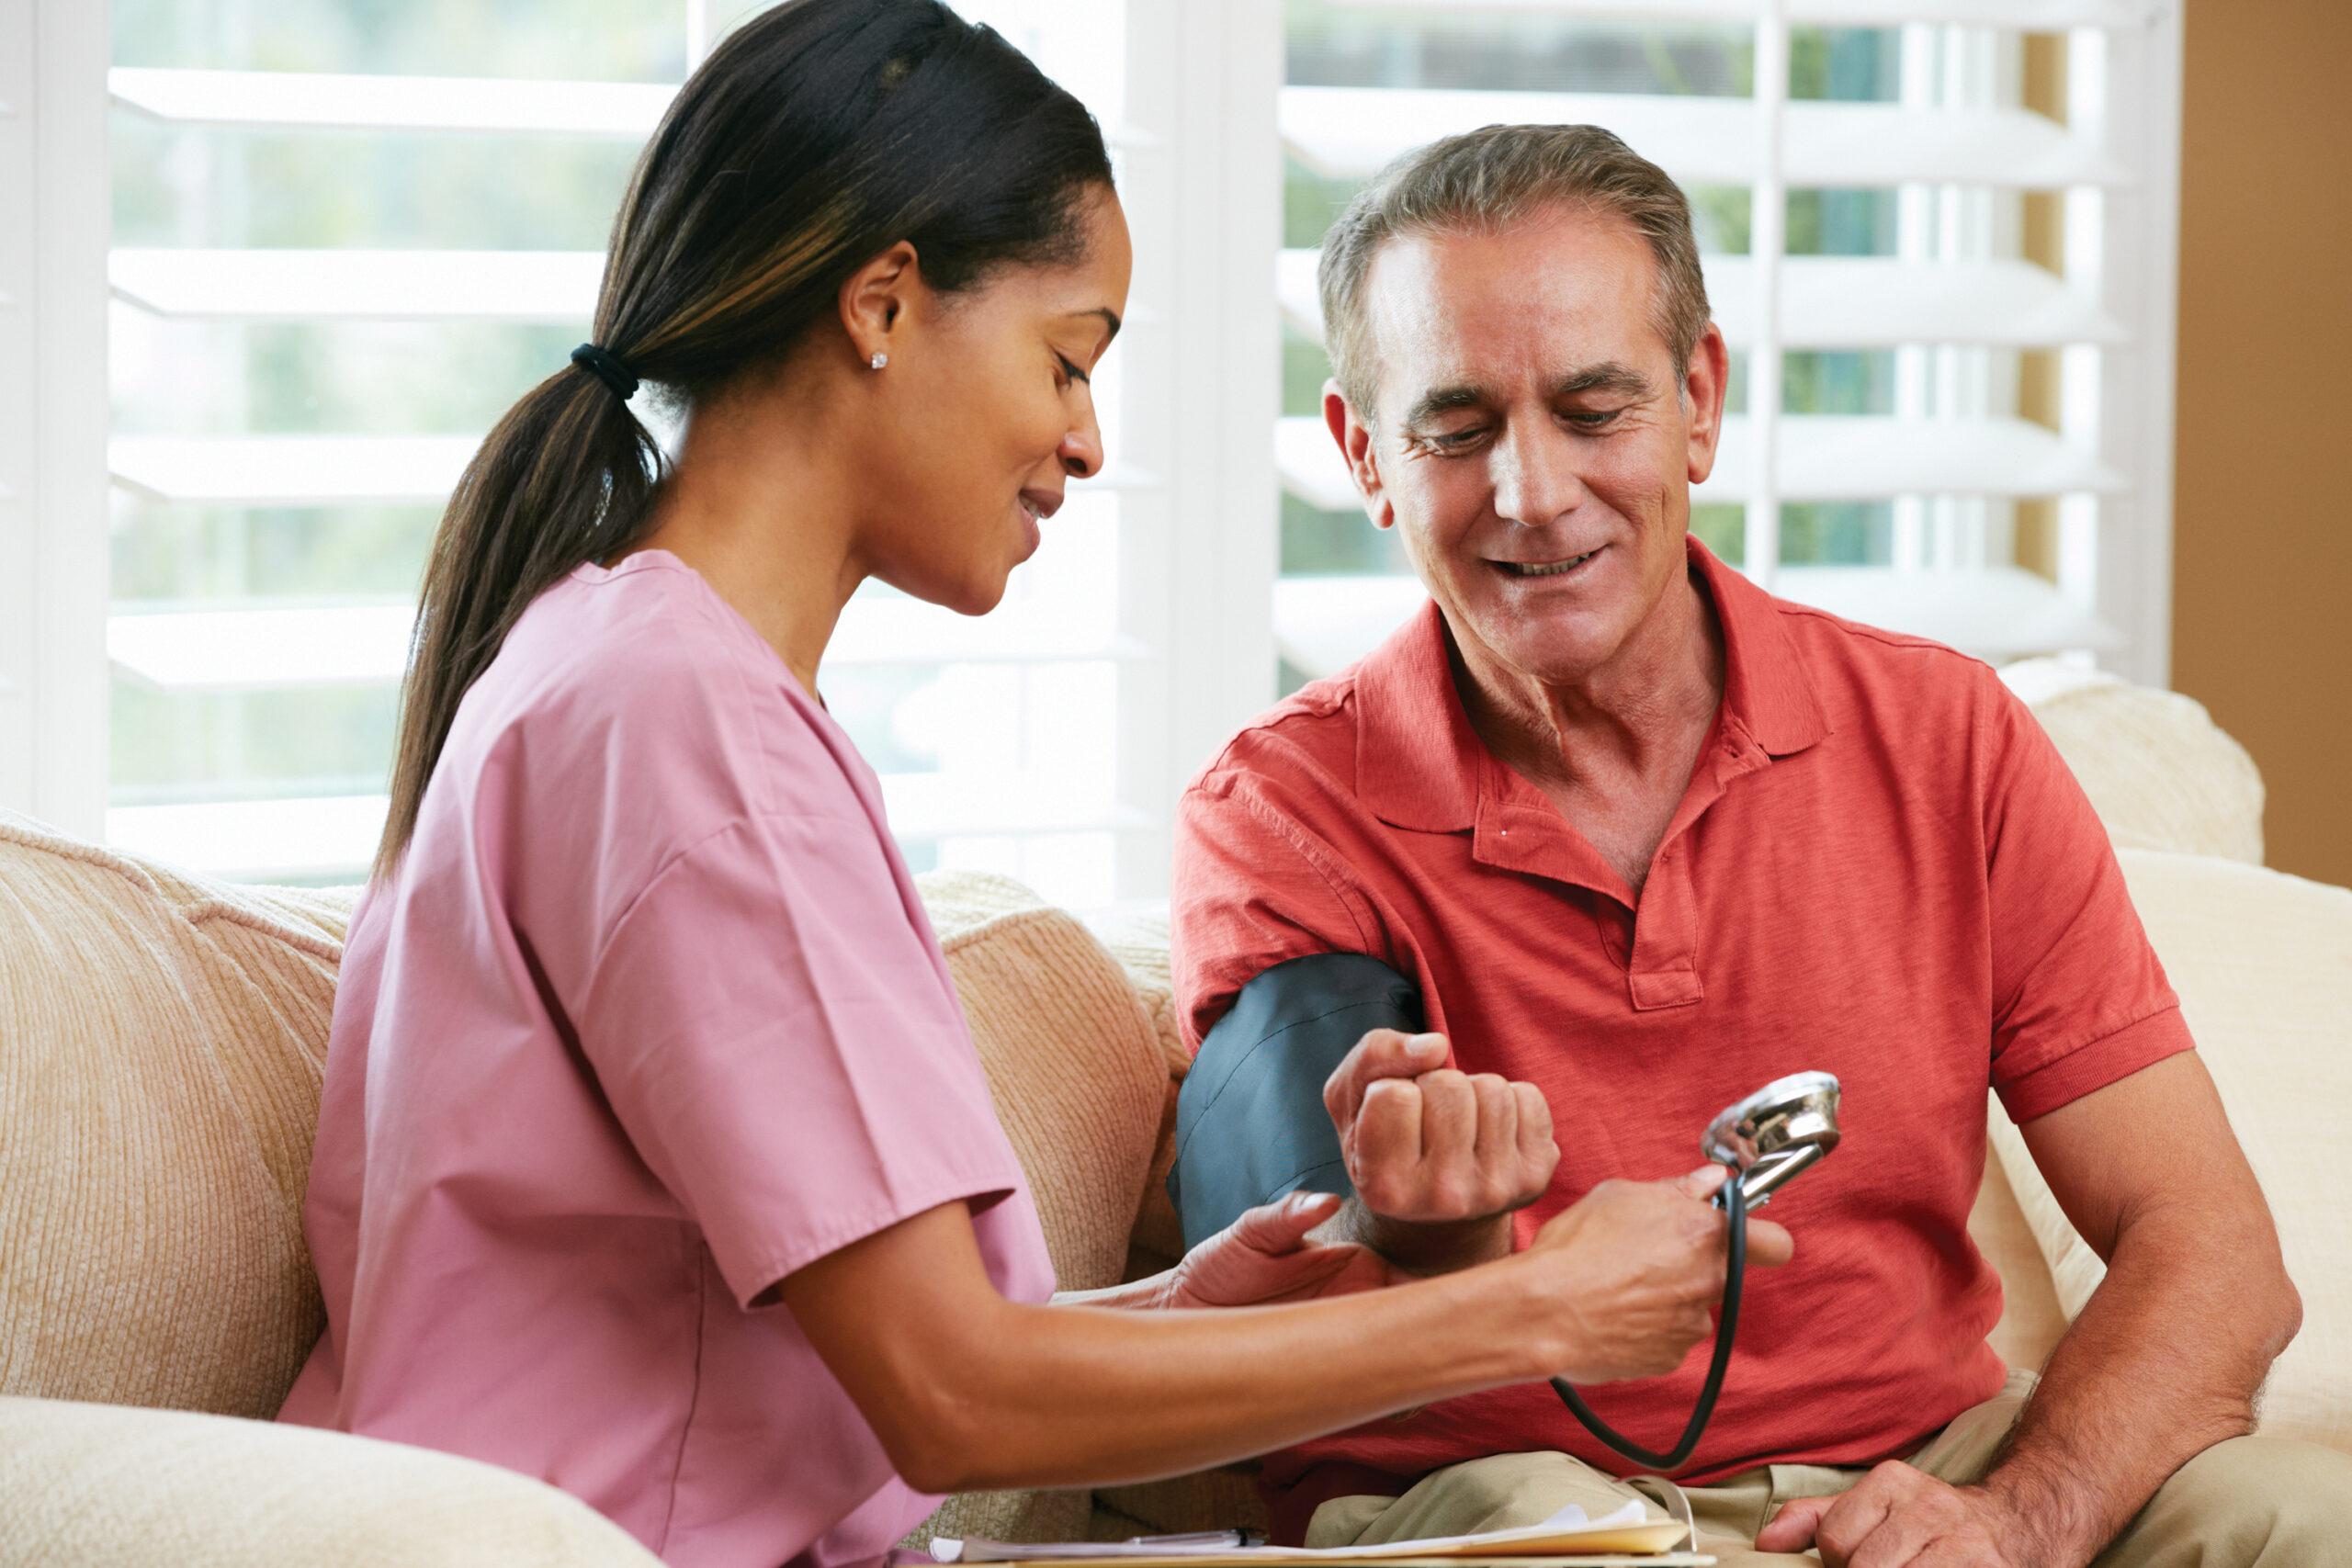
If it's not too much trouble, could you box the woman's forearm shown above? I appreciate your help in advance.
[913,1278,1543,1492]
[908,1259,1533,1495]
[783,1201,1560,1496]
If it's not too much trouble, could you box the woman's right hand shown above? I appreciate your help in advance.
[1517,1165,1795,1385]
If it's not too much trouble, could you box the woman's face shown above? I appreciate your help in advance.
[865,185,1133,615]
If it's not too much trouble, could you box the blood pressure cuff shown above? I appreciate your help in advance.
[1168,952,1424,1251]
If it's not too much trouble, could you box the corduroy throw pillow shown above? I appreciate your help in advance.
[916,871,1168,1292]
[0,809,355,1419]
[1999,660,2265,863]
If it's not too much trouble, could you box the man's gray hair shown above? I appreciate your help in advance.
[1317,123,1713,420]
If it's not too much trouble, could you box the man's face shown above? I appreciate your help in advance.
[1329,203,1727,689]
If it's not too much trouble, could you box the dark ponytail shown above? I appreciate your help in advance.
[375,0,1113,880]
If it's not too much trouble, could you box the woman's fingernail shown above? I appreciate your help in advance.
[1408,1035,1443,1056]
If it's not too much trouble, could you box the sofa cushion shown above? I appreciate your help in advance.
[1084,903,1190,1276]
[919,872,1169,1293]
[0,1393,662,1566]
[2000,660,2265,863]
[1989,849,2351,1452]
[0,810,355,1419]
[0,811,1166,1434]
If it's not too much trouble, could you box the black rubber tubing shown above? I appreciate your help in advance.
[1549,1164,1747,1472]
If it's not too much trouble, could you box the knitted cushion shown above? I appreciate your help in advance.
[1084,903,1190,1277]
[919,873,1169,1292]
[1989,850,2352,1453]
[0,810,354,1419]
[2000,660,2265,863]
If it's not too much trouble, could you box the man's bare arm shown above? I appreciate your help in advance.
[1973,1051,2300,1561]
[1758,1050,2301,1566]
[1315,1194,1518,1274]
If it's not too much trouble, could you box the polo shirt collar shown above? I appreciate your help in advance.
[1352,535,1828,833]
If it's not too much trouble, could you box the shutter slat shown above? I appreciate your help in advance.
[109,66,674,136]
[108,780,1151,883]
[110,434,1159,505]
[1281,85,2129,188]
[1327,0,2143,25]
[1281,250,2124,350]
[1274,566,2114,682]
[110,248,605,321]
[107,603,1148,692]
[108,66,1150,148]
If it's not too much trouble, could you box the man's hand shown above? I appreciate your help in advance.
[1324,1029,1560,1225]
[1755,1463,2036,1568]
[1163,1191,1403,1309]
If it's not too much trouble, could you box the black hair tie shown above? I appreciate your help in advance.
[571,342,639,401]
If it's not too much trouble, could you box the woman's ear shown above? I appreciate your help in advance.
[840,241,922,367]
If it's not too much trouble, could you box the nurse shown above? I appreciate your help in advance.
[279,2,1784,1564]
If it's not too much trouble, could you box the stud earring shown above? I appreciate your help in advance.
[869,351,888,370]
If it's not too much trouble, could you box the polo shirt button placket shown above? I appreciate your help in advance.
[1627,840,1704,1010]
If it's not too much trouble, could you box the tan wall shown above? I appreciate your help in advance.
[2172,0,2352,886]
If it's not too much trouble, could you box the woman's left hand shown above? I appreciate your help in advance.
[1163,1192,1402,1309]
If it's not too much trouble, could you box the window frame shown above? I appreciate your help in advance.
[2,0,112,840]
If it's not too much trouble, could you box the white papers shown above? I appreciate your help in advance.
[932,1500,1654,1563]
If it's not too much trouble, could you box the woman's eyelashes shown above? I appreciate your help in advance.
[1054,353,1090,388]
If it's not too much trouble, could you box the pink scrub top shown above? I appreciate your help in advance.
[279,549,1057,1568]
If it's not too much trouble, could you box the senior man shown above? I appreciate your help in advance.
[1168,125,2344,1567]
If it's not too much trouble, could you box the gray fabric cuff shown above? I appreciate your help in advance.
[1169,953,1422,1251]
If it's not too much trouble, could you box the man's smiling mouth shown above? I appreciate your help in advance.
[1496,547,1603,578]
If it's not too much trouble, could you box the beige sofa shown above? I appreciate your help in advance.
[3,664,2346,1566]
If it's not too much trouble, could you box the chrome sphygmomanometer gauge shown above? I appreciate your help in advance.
[1702,1069,1842,1211]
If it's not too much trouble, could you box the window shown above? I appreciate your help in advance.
[67,0,1227,902]
[1264,0,2180,697]
[3,0,2179,901]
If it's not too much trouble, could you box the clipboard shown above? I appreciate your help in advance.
[924,1501,1704,1566]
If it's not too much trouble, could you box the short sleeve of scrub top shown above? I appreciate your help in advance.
[581,808,1037,1308]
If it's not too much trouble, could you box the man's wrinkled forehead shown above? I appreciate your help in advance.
[1357,210,1666,409]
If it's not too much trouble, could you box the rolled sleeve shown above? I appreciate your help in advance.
[577,812,1027,1309]
[1982,682,2197,1123]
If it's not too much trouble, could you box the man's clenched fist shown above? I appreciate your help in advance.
[1322,1029,1560,1224]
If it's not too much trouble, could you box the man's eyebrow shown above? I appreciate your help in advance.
[1401,385,1489,428]
[1552,362,1654,400]
[1400,364,1656,428]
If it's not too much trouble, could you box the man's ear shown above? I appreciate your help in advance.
[1681,321,1731,487]
[1323,378,1396,531]
[839,241,921,370]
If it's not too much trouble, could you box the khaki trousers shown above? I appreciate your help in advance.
[1305,1371,2352,1566]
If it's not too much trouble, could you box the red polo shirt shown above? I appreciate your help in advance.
[1171,538,2191,1520]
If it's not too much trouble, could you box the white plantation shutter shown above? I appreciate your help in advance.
[50,0,1270,902]
[6,0,2177,900]
[1264,0,2181,691]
